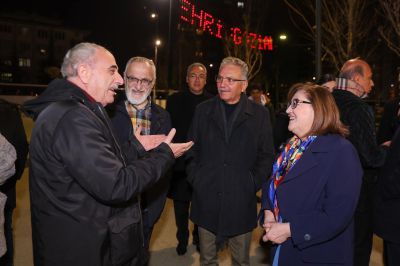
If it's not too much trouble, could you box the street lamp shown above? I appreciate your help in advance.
[153,39,162,100]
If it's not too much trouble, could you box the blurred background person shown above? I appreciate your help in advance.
[261,83,362,266]
[317,73,336,92]
[374,124,400,266]
[248,83,275,125]
[0,133,16,258]
[166,62,212,255]
[0,99,29,266]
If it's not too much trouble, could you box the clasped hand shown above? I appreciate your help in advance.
[134,126,193,158]
[262,210,291,244]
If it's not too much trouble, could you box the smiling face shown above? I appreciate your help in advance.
[286,90,315,140]
[87,48,123,106]
[217,64,248,104]
[124,61,154,107]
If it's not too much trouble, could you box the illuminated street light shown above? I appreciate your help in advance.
[153,39,162,100]
[150,13,158,19]
[279,34,287,41]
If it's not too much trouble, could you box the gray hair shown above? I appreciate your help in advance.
[124,56,156,81]
[219,57,248,79]
[61,42,105,78]
[186,62,207,77]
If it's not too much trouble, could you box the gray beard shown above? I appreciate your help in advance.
[126,90,151,106]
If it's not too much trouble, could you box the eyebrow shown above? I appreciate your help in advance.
[108,65,118,71]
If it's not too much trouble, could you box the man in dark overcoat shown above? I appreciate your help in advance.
[166,62,212,255]
[187,57,274,265]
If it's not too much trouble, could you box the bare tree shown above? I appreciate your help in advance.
[379,0,400,57]
[222,0,269,80]
[283,0,378,71]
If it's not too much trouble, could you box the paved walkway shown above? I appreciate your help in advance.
[12,115,384,266]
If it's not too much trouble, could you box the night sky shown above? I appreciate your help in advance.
[2,0,296,66]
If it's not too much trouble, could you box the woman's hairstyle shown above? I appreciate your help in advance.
[288,82,348,137]
[61,42,105,78]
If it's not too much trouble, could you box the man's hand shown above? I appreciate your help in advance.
[164,128,194,158]
[134,126,166,151]
[262,210,276,242]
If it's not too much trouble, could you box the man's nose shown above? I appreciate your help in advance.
[116,72,124,86]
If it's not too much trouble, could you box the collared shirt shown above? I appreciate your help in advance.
[125,98,152,135]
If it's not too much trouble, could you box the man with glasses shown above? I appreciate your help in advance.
[332,58,388,266]
[187,57,274,265]
[166,62,212,255]
[109,56,172,265]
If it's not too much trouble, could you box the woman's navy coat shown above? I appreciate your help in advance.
[261,134,362,265]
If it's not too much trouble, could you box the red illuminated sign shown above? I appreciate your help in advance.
[180,0,273,51]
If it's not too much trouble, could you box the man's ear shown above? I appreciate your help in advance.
[76,63,91,84]
[242,80,248,93]
[353,73,362,83]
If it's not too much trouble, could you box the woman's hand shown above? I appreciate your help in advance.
[264,222,291,244]
[262,210,276,242]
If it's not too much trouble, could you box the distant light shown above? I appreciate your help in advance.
[150,13,157,19]
[279,34,287,41]
[40,49,46,54]
[155,39,161,46]
[390,83,394,87]
[209,64,213,68]
[237,2,244,8]
[312,76,316,80]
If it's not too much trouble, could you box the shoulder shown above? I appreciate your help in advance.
[152,103,170,117]
[311,134,357,154]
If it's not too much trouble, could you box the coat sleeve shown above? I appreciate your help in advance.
[52,108,175,205]
[0,133,16,184]
[251,107,275,191]
[287,143,362,249]
[347,104,387,168]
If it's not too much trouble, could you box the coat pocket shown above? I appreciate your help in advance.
[107,208,143,266]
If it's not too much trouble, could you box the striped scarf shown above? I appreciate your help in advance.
[125,99,152,135]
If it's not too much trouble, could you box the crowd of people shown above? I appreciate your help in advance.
[0,42,399,266]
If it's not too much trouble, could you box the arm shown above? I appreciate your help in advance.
[0,133,16,184]
[53,108,175,205]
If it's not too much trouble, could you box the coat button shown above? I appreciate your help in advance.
[304,234,311,241]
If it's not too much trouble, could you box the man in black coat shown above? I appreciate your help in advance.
[187,57,274,265]
[0,99,29,266]
[108,56,172,264]
[332,58,388,266]
[377,97,400,144]
[22,43,192,266]
[166,62,212,255]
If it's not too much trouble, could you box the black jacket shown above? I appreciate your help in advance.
[187,94,274,236]
[377,98,400,144]
[332,89,386,174]
[23,79,174,266]
[374,125,400,243]
[166,89,212,201]
[108,97,171,228]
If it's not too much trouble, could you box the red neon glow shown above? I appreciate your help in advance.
[180,0,273,51]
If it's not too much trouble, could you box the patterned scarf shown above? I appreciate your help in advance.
[268,135,316,266]
[125,98,152,135]
[268,135,317,221]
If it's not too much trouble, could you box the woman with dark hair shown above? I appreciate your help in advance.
[260,83,362,265]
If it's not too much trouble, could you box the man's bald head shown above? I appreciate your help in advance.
[339,58,374,97]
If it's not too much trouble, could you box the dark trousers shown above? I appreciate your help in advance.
[173,199,198,247]
[0,207,14,266]
[384,240,400,266]
[354,179,376,266]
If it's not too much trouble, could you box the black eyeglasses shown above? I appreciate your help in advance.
[287,98,312,109]
[125,76,153,87]
[215,75,246,85]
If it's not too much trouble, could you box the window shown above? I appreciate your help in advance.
[0,24,12,33]
[18,58,31,67]
[37,30,48,39]
[54,31,65,40]
[0,72,13,82]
